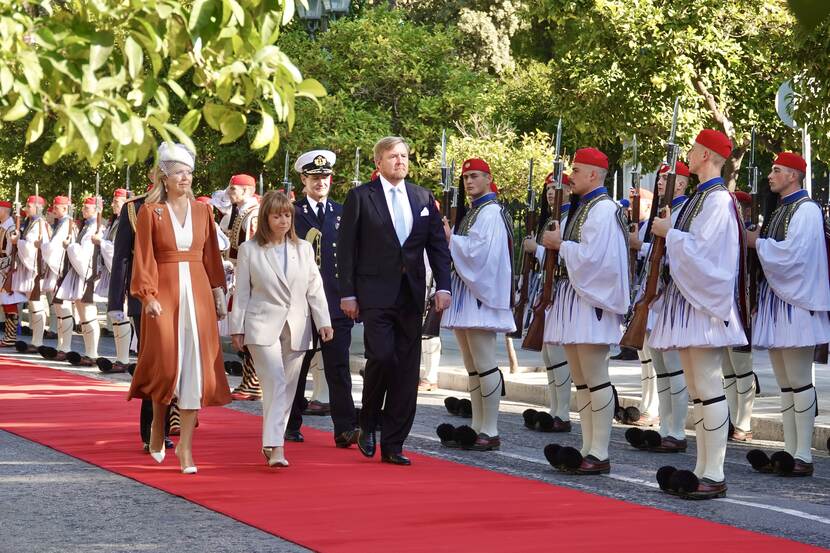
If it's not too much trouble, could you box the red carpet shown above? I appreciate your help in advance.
[0,357,824,553]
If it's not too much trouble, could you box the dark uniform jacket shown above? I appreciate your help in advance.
[295,197,346,321]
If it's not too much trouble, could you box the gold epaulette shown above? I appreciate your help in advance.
[126,195,146,233]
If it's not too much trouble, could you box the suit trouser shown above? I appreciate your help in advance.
[248,326,306,447]
[360,281,422,455]
[287,318,356,435]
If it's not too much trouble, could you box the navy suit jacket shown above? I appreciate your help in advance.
[294,197,348,321]
[107,197,144,317]
[338,178,451,313]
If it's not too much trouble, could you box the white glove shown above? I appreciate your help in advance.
[107,310,128,323]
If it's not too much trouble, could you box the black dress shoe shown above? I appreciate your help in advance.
[335,429,360,448]
[357,428,376,458]
[381,453,411,466]
[285,430,304,443]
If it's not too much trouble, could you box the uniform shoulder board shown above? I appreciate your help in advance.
[124,193,147,205]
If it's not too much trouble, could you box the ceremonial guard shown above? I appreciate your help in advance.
[440,158,515,451]
[649,129,747,499]
[40,195,75,360]
[626,162,691,452]
[11,196,51,353]
[746,152,829,476]
[54,197,102,365]
[220,174,261,401]
[522,171,574,431]
[0,200,26,347]
[722,189,757,442]
[542,149,629,474]
[286,149,359,447]
[95,189,131,373]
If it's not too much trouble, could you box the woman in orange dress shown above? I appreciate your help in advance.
[128,142,230,474]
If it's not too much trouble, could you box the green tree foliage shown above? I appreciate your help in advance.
[502,0,799,188]
[0,0,323,166]
[276,7,496,199]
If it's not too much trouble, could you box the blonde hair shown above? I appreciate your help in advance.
[146,162,196,203]
[254,191,298,246]
[373,136,410,164]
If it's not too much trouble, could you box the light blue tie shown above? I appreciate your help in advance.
[390,187,407,245]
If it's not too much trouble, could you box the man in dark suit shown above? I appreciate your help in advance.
[339,136,452,465]
[107,167,172,452]
[287,149,359,447]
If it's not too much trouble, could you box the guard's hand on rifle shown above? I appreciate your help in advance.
[522,236,538,254]
[651,208,671,238]
[91,232,103,245]
[341,298,359,320]
[541,221,562,250]
[442,217,452,243]
[62,239,70,248]
[628,228,642,250]
[746,227,759,249]
[8,230,18,244]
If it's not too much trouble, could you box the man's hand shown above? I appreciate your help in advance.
[341,298,359,320]
[651,208,672,238]
[541,221,562,250]
[746,227,760,249]
[62,239,70,248]
[8,230,18,244]
[319,326,334,342]
[434,290,451,312]
[628,228,642,250]
[91,233,102,245]
[443,217,452,243]
[231,334,245,352]
[522,236,538,254]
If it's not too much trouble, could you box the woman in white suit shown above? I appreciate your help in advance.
[230,191,333,467]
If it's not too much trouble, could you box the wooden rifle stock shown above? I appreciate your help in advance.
[620,172,678,349]
[508,210,538,339]
[522,189,563,352]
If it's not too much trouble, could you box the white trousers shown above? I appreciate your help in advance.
[722,348,755,433]
[679,347,728,482]
[420,336,442,383]
[637,348,659,417]
[768,347,816,463]
[54,302,74,353]
[542,344,571,421]
[76,302,100,358]
[27,298,47,347]
[454,329,500,437]
[248,325,306,447]
[563,344,612,461]
[308,350,330,403]
[649,343,688,440]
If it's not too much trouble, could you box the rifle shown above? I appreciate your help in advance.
[629,135,641,302]
[259,172,264,196]
[281,150,291,196]
[352,147,361,188]
[620,97,681,349]
[125,163,131,197]
[2,180,21,293]
[508,159,537,339]
[422,130,452,338]
[522,118,564,352]
[735,128,760,353]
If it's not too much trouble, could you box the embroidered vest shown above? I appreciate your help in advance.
[559,194,625,279]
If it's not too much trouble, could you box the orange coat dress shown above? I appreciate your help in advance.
[127,200,231,407]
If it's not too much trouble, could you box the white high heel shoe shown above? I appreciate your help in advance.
[175,446,197,474]
[149,448,165,464]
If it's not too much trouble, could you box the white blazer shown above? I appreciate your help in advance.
[229,238,331,351]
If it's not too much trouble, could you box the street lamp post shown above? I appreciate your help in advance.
[297,0,351,37]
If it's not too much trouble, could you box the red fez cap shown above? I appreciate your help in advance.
[46,206,53,213]
[113,188,128,198]
[695,129,733,159]
[370,169,379,181]
[573,148,609,170]
[229,174,256,187]
[734,191,752,205]
[196,196,212,205]
[83,197,97,206]
[52,196,69,206]
[773,152,807,173]
[490,182,499,194]
[27,195,46,206]
[462,158,491,175]
[659,161,691,178]
[544,172,571,186]
[0,201,11,208]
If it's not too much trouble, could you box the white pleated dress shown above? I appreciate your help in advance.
[442,198,515,333]
[167,202,203,409]
[544,190,629,345]
[753,192,830,348]
[649,180,748,350]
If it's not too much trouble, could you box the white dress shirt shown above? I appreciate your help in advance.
[305,196,327,218]
[380,175,413,240]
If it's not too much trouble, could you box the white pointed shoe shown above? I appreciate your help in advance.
[181,466,198,475]
[149,448,165,464]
